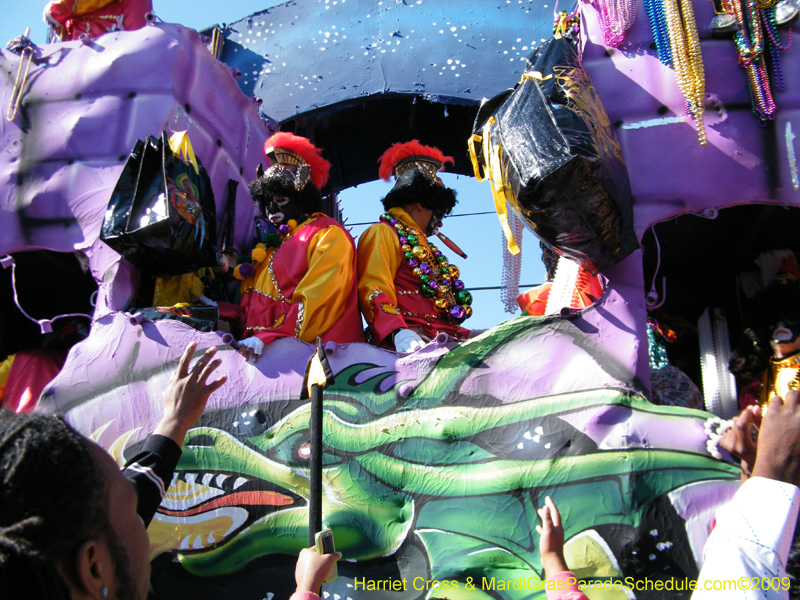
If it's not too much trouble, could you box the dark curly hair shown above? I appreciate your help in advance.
[0,411,109,599]
[381,170,457,215]
[248,175,324,218]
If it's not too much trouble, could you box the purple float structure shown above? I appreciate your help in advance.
[0,20,273,317]
[1,1,798,597]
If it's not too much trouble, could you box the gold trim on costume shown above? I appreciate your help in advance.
[380,303,400,316]
[366,288,382,321]
[246,313,288,331]
[295,301,305,338]
[268,250,287,302]
[244,287,282,302]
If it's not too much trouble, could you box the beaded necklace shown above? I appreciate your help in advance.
[380,213,472,323]
[762,6,792,93]
[664,0,707,145]
[723,0,778,124]
[593,0,638,48]
[644,0,673,65]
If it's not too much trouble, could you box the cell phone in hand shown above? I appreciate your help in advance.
[315,528,338,582]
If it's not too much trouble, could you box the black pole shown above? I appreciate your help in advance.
[302,338,335,547]
[308,381,323,546]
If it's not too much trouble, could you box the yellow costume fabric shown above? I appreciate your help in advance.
[357,207,468,344]
[237,214,363,344]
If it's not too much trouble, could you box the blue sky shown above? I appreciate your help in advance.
[2,1,546,331]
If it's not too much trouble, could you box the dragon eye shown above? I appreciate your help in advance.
[297,443,311,461]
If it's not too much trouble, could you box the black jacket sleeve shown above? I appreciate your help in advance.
[122,434,182,527]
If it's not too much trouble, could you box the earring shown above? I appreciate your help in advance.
[100,586,108,598]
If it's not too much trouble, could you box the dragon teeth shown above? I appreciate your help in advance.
[216,474,229,487]
[161,487,225,510]
[184,473,197,485]
[233,477,248,490]
[202,473,214,487]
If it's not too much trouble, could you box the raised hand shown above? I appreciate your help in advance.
[153,342,227,446]
[752,391,800,487]
[720,404,761,478]
[294,547,341,595]
[536,496,569,580]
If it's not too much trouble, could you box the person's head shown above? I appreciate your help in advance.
[746,278,800,360]
[248,132,331,227]
[378,141,457,235]
[0,411,149,600]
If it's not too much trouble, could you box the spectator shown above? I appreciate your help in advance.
[537,496,589,600]
[696,391,800,599]
[0,342,338,600]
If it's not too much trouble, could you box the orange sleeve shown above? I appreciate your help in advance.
[356,223,407,342]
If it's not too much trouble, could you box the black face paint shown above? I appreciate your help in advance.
[427,212,444,236]
[267,195,303,226]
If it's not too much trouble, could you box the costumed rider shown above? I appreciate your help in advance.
[357,140,472,353]
[730,267,800,413]
[225,133,363,362]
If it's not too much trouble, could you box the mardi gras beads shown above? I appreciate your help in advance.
[381,213,472,323]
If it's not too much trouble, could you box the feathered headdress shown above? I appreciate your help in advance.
[378,140,454,182]
[259,132,331,190]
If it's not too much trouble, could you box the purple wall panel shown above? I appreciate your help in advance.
[0,22,273,314]
[582,0,800,235]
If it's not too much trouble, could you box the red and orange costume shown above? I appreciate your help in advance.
[223,133,363,347]
[358,141,470,346]
[45,0,152,41]
[236,214,363,345]
[358,207,468,344]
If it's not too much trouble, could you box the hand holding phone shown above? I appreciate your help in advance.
[315,528,338,583]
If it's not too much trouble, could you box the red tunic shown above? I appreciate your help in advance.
[224,214,363,346]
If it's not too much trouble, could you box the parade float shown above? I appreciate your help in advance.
[2,0,799,598]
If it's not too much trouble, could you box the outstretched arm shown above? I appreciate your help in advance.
[537,496,568,578]
[695,392,800,598]
[153,342,227,447]
[537,497,589,600]
[125,342,227,525]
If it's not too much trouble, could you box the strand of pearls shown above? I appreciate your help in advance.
[704,416,734,460]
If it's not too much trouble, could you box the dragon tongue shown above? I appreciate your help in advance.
[161,490,295,518]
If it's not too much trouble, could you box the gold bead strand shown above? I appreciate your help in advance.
[664,0,708,145]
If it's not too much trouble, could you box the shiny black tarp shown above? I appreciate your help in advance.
[473,35,638,274]
[100,133,218,275]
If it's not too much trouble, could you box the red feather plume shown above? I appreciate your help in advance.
[264,132,331,189]
[377,140,454,181]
